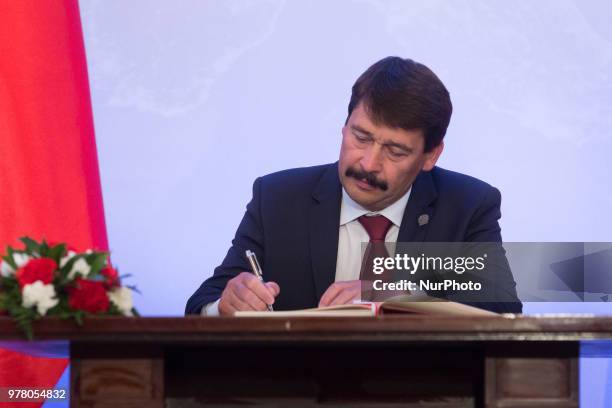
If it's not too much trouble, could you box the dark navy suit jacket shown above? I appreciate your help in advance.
[186,162,522,314]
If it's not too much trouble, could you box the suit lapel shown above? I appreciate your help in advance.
[309,163,342,302]
[397,170,439,286]
[398,170,438,243]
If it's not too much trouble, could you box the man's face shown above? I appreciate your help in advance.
[338,102,443,211]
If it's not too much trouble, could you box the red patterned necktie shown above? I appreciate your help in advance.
[358,215,393,296]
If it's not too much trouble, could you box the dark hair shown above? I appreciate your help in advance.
[347,56,452,153]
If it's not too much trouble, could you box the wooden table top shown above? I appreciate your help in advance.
[2,315,612,343]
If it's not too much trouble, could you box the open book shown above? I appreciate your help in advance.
[234,295,497,317]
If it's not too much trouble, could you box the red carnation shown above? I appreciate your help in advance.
[16,258,57,288]
[100,266,120,288]
[68,278,109,313]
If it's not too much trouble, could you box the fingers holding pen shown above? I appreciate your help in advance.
[219,272,279,315]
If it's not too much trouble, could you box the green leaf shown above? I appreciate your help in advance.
[1,277,19,292]
[47,244,67,264]
[74,311,84,326]
[10,306,36,340]
[39,240,50,257]
[126,284,141,295]
[3,247,17,269]
[87,253,109,276]
[58,254,83,281]
[107,303,120,315]
[58,311,71,320]
[19,237,41,254]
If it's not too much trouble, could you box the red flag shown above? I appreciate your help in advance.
[0,1,108,406]
[0,0,107,251]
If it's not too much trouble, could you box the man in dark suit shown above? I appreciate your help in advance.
[186,56,521,316]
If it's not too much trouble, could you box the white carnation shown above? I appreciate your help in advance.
[108,287,134,316]
[1,260,14,277]
[2,253,32,277]
[59,250,77,268]
[13,253,32,268]
[67,258,90,280]
[22,281,59,316]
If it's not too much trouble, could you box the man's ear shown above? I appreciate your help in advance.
[422,141,444,171]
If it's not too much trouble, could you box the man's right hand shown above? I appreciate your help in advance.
[218,272,280,315]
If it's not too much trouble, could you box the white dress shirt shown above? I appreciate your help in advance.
[202,186,412,315]
[335,186,411,282]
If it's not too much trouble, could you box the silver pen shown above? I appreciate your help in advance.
[245,250,274,311]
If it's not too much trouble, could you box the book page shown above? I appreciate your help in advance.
[234,303,376,317]
[380,295,498,316]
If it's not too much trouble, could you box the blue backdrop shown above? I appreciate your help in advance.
[79,1,612,406]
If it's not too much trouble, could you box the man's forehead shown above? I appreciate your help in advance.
[351,103,422,133]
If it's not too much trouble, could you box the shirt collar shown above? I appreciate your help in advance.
[339,185,412,227]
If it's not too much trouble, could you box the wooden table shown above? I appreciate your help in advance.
[2,315,612,407]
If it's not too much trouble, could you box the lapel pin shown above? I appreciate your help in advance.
[417,214,429,226]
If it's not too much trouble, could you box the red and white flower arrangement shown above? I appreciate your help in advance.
[0,237,138,339]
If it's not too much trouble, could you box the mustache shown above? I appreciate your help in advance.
[345,167,388,191]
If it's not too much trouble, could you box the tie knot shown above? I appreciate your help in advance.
[358,215,392,242]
